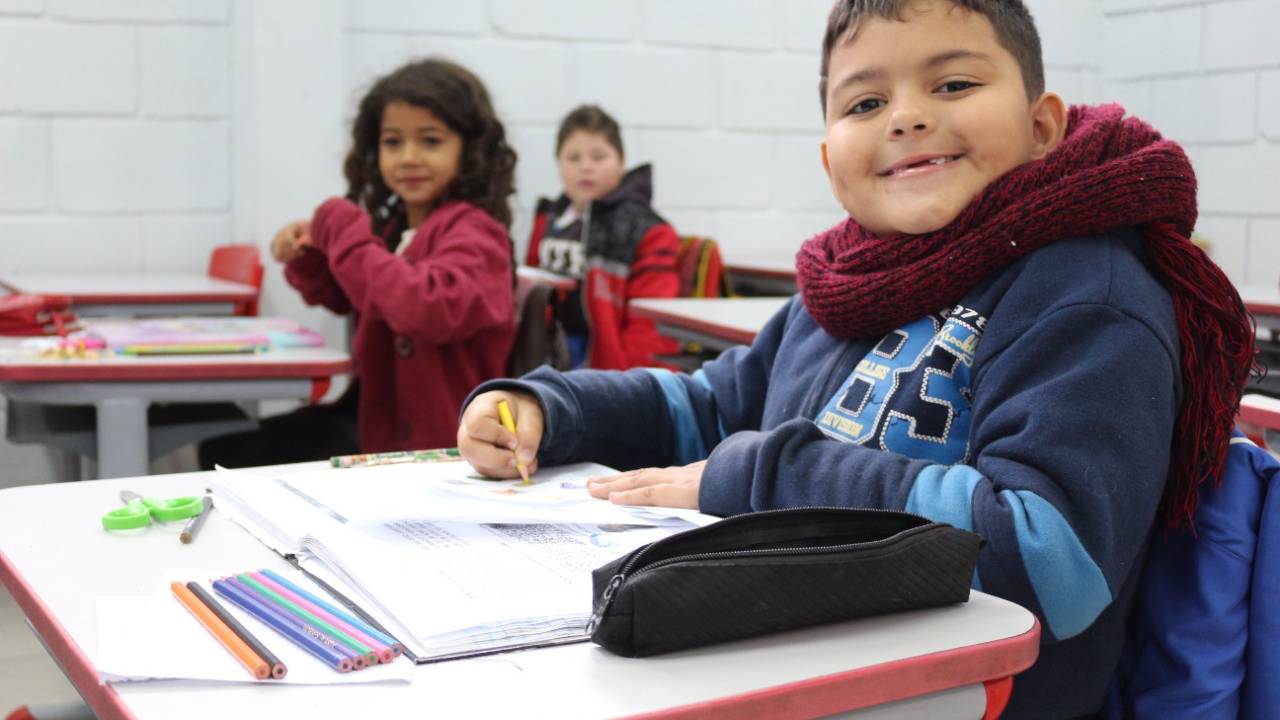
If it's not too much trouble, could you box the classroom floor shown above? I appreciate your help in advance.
[0,583,83,713]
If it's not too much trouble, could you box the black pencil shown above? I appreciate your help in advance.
[186,581,288,679]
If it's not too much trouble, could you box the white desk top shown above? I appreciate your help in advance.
[723,256,798,281]
[631,297,790,346]
[0,469,1039,719]
[1239,284,1280,316]
[4,273,258,304]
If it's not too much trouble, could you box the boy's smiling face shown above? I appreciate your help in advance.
[822,0,1063,236]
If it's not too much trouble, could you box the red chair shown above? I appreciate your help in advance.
[207,244,264,316]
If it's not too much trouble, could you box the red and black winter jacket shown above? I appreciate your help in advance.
[526,164,679,370]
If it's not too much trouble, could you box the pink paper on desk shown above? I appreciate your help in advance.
[87,318,325,355]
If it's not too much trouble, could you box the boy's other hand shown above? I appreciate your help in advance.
[457,390,544,479]
[270,220,311,263]
[586,461,704,510]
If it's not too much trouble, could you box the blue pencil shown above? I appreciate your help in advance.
[261,568,402,653]
[225,577,367,670]
[212,578,355,673]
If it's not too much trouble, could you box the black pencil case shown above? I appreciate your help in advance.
[587,507,983,657]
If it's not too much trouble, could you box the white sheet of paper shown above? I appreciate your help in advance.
[216,461,715,529]
[95,568,413,685]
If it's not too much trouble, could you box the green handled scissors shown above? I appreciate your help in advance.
[101,490,204,531]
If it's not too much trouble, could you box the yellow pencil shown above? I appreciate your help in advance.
[495,399,531,485]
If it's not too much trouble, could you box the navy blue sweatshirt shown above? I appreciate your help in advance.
[471,230,1180,719]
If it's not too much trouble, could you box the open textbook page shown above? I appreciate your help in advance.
[304,519,679,660]
[210,461,719,661]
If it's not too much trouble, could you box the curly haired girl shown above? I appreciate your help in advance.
[201,58,518,466]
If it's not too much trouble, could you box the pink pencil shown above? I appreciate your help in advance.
[248,571,397,664]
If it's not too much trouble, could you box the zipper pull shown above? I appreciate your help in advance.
[585,573,624,635]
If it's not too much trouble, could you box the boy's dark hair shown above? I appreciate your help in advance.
[554,104,624,158]
[343,58,518,231]
[819,0,1044,115]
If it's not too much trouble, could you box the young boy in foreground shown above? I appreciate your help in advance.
[458,1,1254,716]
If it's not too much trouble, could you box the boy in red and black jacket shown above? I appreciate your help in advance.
[527,105,679,370]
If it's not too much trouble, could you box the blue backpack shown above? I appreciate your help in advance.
[1107,431,1280,719]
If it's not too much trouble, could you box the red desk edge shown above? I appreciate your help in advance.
[1246,300,1280,317]
[0,357,351,383]
[57,290,257,305]
[622,618,1038,720]
[1240,395,1280,430]
[630,305,760,346]
[1,549,132,720]
[2,544,1038,720]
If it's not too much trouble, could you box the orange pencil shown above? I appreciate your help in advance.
[171,581,270,679]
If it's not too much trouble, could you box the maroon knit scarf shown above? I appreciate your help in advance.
[797,104,1256,530]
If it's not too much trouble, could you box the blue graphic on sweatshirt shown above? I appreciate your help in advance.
[816,305,985,464]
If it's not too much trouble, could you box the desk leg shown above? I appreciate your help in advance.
[94,397,149,479]
[983,676,1013,719]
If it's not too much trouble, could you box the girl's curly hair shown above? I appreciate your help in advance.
[343,58,518,234]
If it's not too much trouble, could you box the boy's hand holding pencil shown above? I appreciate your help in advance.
[457,391,543,481]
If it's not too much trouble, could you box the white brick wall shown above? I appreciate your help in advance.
[140,26,230,118]
[1101,0,1280,285]
[641,0,778,50]
[0,0,1113,284]
[0,23,138,114]
[10,0,1272,481]
[0,120,48,211]
[49,0,227,24]
[53,121,229,212]
[489,0,634,41]
[0,3,235,282]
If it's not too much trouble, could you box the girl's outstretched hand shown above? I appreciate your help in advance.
[270,220,311,263]
[458,390,544,479]
[586,461,705,510]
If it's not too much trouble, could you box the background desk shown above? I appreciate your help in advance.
[1241,284,1280,335]
[631,297,788,353]
[0,342,350,479]
[3,274,259,317]
[0,469,1039,720]
[724,256,797,296]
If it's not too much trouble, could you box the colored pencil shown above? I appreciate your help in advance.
[225,577,366,670]
[329,447,463,468]
[496,400,531,485]
[250,571,396,664]
[260,568,402,654]
[185,582,287,679]
[170,581,270,679]
[236,573,378,666]
[213,579,354,673]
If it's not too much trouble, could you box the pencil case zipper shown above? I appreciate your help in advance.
[586,506,931,634]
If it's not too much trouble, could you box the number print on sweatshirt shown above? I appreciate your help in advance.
[538,237,586,278]
[816,305,986,464]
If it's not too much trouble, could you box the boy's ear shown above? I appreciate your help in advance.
[1028,92,1068,161]
[821,141,832,180]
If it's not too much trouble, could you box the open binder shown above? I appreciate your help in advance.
[209,461,716,663]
